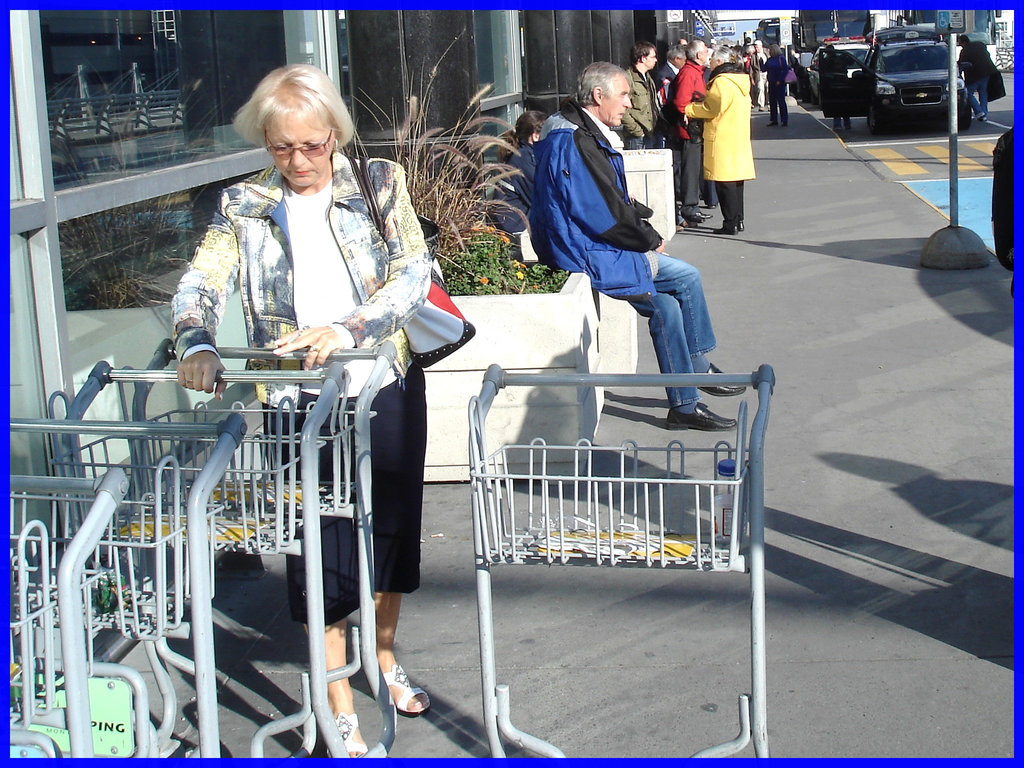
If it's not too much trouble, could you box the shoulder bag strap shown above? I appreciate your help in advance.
[349,154,386,236]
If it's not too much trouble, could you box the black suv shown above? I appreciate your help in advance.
[842,25,972,133]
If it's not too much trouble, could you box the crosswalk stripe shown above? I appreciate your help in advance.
[966,141,996,157]
[865,147,927,175]
[916,144,988,170]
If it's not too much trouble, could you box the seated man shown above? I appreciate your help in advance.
[529,61,743,431]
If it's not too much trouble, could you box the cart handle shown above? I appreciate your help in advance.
[102,342,397,384]
[151,337,390,363]
[483,364,774,393]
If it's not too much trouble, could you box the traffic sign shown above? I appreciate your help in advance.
[936,10,966,33]
[779,16,792,45]
[713,21,736,37]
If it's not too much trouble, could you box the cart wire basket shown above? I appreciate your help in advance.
[10,469,160,758]
[468,364,775,758]
[23,342,401,758]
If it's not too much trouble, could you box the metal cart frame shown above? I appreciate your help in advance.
[49,342,401,757]
[9,468,161,758]
[468,365,775,758]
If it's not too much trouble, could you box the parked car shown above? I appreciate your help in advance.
[807,40,871,110]
[841,26,973,134]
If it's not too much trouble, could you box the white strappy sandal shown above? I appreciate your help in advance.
[334,711,368,758]
[383,663,431,717]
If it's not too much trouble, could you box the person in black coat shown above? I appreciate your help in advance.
[958,35,998,120]
[991,127,1013,295]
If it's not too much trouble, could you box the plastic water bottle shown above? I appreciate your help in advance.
[714,459,737,538]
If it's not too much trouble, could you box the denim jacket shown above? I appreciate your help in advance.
[172,152,431,404]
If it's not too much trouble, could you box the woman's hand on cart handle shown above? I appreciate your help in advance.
[273,326,350,370]
[177,350,227,400]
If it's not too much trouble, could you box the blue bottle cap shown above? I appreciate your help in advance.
[717,458,737,477]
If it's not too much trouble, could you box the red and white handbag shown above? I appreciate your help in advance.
[350,156,475,367]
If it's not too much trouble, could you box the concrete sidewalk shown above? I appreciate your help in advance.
[127,102,1014,758]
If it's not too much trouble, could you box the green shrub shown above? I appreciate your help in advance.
[439,226,569,296]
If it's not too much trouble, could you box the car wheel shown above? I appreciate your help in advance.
[957,108,972,132]
[867,104,886,135]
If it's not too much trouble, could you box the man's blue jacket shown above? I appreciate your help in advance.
[529,99,663,299]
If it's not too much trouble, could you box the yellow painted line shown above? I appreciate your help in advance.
[966,141,996,157]
[865,147,927,175]
[916,144,987,171]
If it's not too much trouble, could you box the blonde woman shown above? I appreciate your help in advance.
[172,64,432,756]
[684,46,755,235]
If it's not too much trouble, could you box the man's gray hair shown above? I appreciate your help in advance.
[666,43,687,63]
[708,44,736,67]
[685,39,707,62]
[576,61,628,106]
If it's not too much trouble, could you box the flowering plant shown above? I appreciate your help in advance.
[438,226,569,296]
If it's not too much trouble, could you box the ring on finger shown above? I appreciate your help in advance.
[309,345,320,352]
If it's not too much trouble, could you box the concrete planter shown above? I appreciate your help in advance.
[63,278,638,483]
[423,272,637,482]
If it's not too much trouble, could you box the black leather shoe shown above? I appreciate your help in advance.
[666,403,737,431]
[713,226,736,236]
[697,210,713,220]
[737,220,745,232]
[699,363,746,397]
[766,121,779,126]
[682,214,706,225]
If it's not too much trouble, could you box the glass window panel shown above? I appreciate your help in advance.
[40,10,320,191]
[475,11,518,99]
[57,173,248,311]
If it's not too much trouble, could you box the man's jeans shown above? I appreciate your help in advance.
[625,135,660,150]
[966,78,989,117]
[626,254,716,410]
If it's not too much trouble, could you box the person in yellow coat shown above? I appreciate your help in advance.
[683,45,756,235]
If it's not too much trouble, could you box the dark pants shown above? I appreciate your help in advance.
[278,367,428,625]
[679,140,703,216]
[768,81,789,124]
[667,143,684,213]
[715,181,745,231]
[701,177,718,207]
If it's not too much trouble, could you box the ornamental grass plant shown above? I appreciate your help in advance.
[358,43,569,297]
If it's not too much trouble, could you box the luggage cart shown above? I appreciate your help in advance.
[10,411,248,758]
[9,468,160,758]
[468,365,775,758]
[76,343,401,757]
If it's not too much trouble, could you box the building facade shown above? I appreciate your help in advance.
[9,8,712,472]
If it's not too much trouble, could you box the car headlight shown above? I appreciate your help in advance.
[876,82,896,95]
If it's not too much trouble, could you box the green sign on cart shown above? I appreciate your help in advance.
[27,676,136,757]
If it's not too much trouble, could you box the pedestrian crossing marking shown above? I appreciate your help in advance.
[916,144,988,171]
[865,147,927,175]
[966,141,996,157]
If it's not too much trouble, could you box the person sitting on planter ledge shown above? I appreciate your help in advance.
[529,60,744,432]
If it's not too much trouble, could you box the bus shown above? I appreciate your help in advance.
[899,9,1003,59]
[797,10,872,51]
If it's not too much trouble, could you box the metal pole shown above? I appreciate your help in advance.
[948,31,959,227]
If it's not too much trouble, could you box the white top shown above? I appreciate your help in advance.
[276,183,395,396]
[581,108,624,150]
